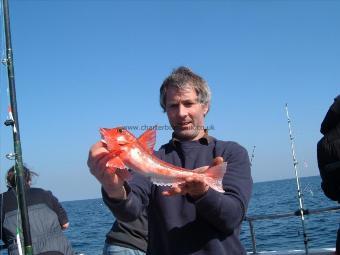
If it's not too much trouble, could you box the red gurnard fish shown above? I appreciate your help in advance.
[100,127,227,193]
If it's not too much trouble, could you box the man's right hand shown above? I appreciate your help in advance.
[87,141,126,199]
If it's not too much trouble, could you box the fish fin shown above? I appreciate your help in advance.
[106,157,126,169]
[202,162,227,193]
[191,165,210,173]
[190,157,224,174]
[101,136,121,152]
[137,128,156,154]
[212,156,224,166]
[151,176,182,187]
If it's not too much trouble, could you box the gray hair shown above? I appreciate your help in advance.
[159,66,211,112]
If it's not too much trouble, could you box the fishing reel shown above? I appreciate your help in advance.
[4,118,14,126]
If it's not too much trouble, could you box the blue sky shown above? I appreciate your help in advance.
[0,0,339,201]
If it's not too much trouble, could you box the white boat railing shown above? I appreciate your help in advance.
[244,205,340,254]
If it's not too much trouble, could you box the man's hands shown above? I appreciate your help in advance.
[162,157,224,199]
[87,141,126,199]
[61,222,69,230]
[162,176,210,199]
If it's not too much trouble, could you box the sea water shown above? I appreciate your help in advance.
[240,176,339,252]
[1,176,339,254]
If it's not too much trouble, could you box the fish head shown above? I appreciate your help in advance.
[100,127,136,152]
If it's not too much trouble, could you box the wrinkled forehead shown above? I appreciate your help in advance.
[166,85,198,103]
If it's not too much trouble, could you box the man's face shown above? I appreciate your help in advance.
[165,85,208,141]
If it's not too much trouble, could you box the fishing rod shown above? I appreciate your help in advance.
[285,103,309,254]
[2,0,33,254]
[250,145,256,166]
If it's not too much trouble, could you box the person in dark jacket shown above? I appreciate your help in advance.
[103,214,147,255]
[0,166,75,255]
[88,66,253,254]
[102,172,147,255]
[317,95,340,254]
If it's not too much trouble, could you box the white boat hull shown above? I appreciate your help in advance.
[248,248,335,255]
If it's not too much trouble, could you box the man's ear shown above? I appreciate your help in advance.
[203,104,209,116]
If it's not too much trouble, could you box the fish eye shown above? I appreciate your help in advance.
[118,128,123,133]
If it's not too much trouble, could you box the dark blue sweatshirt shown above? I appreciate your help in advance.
[103,136,253,255]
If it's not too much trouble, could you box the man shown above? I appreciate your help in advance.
[0,166,74,255]
[88,66,253,254]
[102,215,147,255]
[101,176,147,255]
[317,95,340,254]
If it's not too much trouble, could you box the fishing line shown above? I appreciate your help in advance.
[14,162,23,255]
[303,183,314,197]
[301,161,314,198]
[249,145,256,166]
[0,194,3,254]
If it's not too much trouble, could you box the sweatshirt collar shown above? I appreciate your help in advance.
[171,129,213,147]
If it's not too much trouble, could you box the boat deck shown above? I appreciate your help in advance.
[248,248,335,255]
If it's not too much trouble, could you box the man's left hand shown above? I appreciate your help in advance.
[162,176,209,199]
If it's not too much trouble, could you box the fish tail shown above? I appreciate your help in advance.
[204,162,227,192]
